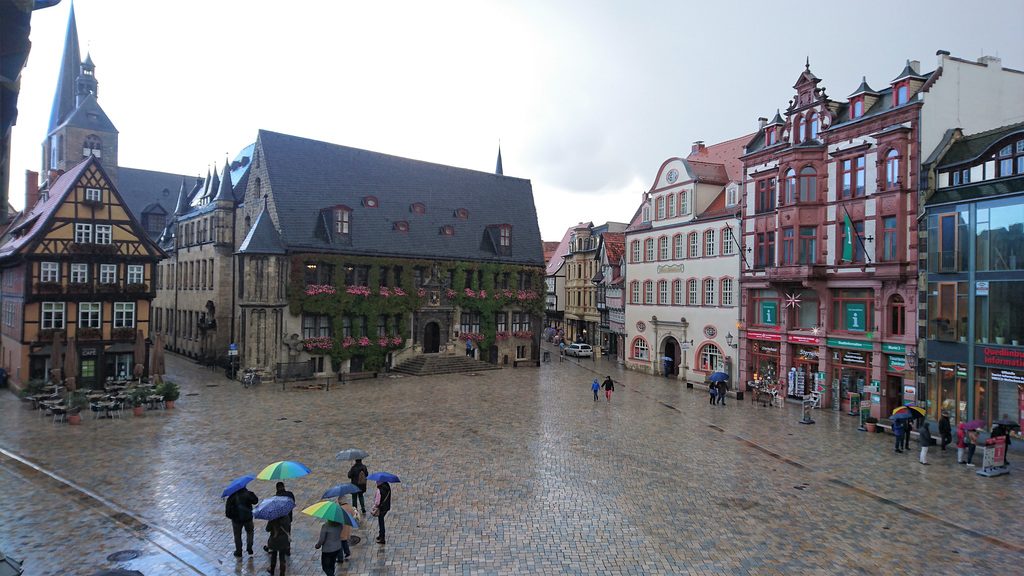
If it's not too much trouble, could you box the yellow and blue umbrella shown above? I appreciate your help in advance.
[256,461,311,480]
[302,501,357,527]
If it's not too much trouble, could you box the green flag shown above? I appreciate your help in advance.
[842,213,853,262]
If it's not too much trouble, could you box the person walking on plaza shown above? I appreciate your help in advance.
[266,516,290,575]
[314,519,343,575]
[602,376,614,403]
[903,418,914,451]
[466,339,473,358]
[226,486,259,557]
[919,421,932,465]
[373,480,392,545]
[348,459,369,514]
[591,378,600,402]
[716,381,727,405]
[956,423,967,463]
[938,412,952,452]
[966,427,980,467]
[333,501,356,565]
[264,482,294,556]
[893,418,905,453]
[709,383,718,405]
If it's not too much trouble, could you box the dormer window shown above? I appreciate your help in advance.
[334,208,351,234]
[851,97,864,119]
[364,196,378,209]
[766,128,777,146]
[499,224,512,247]
[455,208,469,219]
[395,221,409,232]
[441,225,454,236]
[412,203,425,214]
[893,82,910,106]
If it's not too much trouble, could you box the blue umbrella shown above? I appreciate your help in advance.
[221,474,256,498]
[708,372,729,382]
[890,412,913,420]
[253,495,296,521]
[367,472,400,483]
[322,483,361,499]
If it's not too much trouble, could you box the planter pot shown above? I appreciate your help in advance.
[133,406,144,417]
[865,423,877,433]
[996,337,1006,345]
[959,337,967,343]
[165,400,175,409]
[68,413,82,425]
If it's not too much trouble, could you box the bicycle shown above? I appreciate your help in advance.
[242,368,261,389]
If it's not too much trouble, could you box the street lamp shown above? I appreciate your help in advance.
[725,332,738,349]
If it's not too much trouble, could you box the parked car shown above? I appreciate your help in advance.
[564,343,593,357]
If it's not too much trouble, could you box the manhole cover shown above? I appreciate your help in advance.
[349,535,361,545]
[106,549,141,561]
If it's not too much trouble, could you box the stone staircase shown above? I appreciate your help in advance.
[391,354,503,376]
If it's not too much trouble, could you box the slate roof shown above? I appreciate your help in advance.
[0,160,90,258]
[255,130,544,266]
[56,93,117,134]
[238,201,285,255]
[47,3,81,134]
[937,122,1024,168]
[118,167,201,227]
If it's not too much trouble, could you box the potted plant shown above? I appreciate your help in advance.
[157,380,180,409]
[863,416,878,433]
[128,388,149,416]
[994,318,1008,345]
[66,391,89,425]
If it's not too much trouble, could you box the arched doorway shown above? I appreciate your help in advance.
[662,337,680,378]
[423,322,440,353]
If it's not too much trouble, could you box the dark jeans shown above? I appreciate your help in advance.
[593,389,599,400]
[351,491,365,512]
[709,392,716,404]
[231,519,254,553]
[967,443,977,463]
[717,392,726,405]
[269,549,286,575]
[321,550,340,576]
[895,432,904,451]
[377,509,389,540]
[940,433,952,450]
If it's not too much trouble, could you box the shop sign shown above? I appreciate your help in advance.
[871,394,881,404]
[754,342,779,355]
[976,281,989,296]
[991,370,1024,385]
[982,436,1006,471]
[760,301,778,326]
[860,399,871,424]
[844,302,867,332]
[978,345,1024,369]
[904,385,916,396]
[789,335,819,345]
[81,347,97,357]
[827,338,873,351]
[748,331,782,341]
[881,343,906,354]
[888,355,907,372]
[840,350,868,365]
[870,379,880,388]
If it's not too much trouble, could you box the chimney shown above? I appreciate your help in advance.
[691,141,705,155]
[909,60,921,74]
[758,117,768,130]
[25,170,40,209]
[978,55,1002,68]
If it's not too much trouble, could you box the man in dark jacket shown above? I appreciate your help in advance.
[263,482,295,555]
[716,381,727,405]
[226,487,258,557]
[938,412,952,451]
[918,422,933,465]
[348,459,369,514]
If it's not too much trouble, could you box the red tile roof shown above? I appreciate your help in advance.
[687,133,754,182]
[602,232,625,264]
[0,158,91,257]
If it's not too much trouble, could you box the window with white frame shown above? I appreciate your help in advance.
[41,262,59,282]
[71,263,88,283]
[632,337,649,361]
[659,237,669,260]
[631,240,641,263]
[85,188,101,202]
[114,302,135,328]
[644,280,654,304]
[722,228,736,255]
[704,230,716,257]
[704,278,716,306]
[721,278,734,306]
[688,233,699,258]
[673,279,683,305]
[656,196,665,220]
[658,280,668,304]
[79,302,101,329]
[680,190,690,215]
[673,234,684,259]
[699,344,723,372]
[75,223,92,243]
[645,239,655,261]
[687,279,698,305]
[630,281,640,304]
[127,265,144,284]
[42,302,65,329]
[95,225,112,244]
[100,264,117,284]
[726,186,738,206]
[667,194,676,217]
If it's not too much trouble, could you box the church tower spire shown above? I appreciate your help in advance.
[495,144,503,175]
[47,3,81,134]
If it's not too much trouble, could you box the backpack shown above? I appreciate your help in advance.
[356,468,367,485]
[225,493,237,520]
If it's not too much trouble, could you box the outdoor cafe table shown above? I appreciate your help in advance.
[146,395,164,410]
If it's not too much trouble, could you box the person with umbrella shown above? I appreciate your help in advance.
[368,472,398,545]
[263,482,295,556]
[346,458,369,515]
[893,415,906,454]
[303,501,357,571]
[314,518,345,575]
[265,515,290,576]
[223,478,259,558]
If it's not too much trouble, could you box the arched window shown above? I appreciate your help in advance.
[799,167,817,202]
[784,169,797,204]
[645,238,655,261]
[889,294,906,336]
[631,240,642,263]
[885,149,900,189]
[659,237,669,260]
[795,117,805,143]
[809,112,819,139]
[632,337,649,361]
[699,343,723,372]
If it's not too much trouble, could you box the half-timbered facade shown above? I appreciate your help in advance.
[0,156,164,387]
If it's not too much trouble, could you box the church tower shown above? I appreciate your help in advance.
[41,4,118,190]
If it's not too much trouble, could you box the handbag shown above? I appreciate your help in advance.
[370,506,380,517]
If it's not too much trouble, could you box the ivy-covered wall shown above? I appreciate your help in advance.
[288,254,545,370]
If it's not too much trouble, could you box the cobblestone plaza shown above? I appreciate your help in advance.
[1,347,1022,575]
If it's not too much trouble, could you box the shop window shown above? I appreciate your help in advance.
[975,198,1024,272]
[793,289,819,330]
[631,337,649,361]
[889,295,906,337]
[698,344,723,372]
[831,289,872,333]
[751,289,779,327]
[975,280,1024,344]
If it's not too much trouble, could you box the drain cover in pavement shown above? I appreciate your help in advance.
[106,549,141,561]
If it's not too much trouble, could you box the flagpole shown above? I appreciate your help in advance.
[840,203,873,264]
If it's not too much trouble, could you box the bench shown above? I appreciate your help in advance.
[338,371,378,384]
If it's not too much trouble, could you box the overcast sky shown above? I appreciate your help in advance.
[10,0,1024,240]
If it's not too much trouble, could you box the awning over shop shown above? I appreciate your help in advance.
[28,345,52,357]
[105,342,135,353]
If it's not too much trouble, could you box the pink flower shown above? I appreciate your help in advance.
[418,288,426,297]
[394,287,406,296]
[391,336,403,346]
[358,337,371,346]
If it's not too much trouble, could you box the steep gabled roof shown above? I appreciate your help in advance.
[602,232,625,265]
[55,93,117,134]
[546,224,578,275]
[0,159,91,257]
[119,167,199,225]
[687,133,753,182]
[256,130,544,266]
[238,201,285,255]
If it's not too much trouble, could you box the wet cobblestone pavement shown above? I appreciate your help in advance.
[2,345,1023,575]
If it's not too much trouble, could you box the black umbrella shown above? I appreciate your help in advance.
[992,419,1021,429]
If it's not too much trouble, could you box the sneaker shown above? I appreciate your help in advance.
[967,463,976,467]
